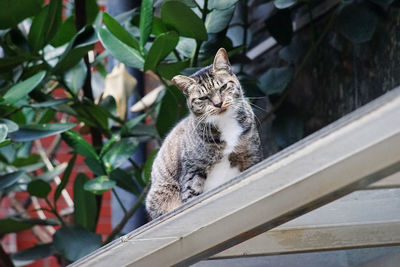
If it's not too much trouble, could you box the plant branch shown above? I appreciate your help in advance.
[104,184,150,244]
[74,0,103,226]
[128,158,141,171]
[112,188,127,215]
[45,197,66,226]
[191,0,209,67]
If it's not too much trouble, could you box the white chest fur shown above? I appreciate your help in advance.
[203,110,242,192]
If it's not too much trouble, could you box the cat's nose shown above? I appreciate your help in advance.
[214,101,222,108]
[211,96,223,108]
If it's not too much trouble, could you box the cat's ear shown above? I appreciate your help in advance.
[172,75,195,95]
[213,48,231,72]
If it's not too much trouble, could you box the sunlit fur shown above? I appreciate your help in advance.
[145,48,262,219]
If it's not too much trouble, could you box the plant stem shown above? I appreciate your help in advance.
[74,0,103,226]
[128,158,141,171]
[259,9,337,125]
[112,188,127,214]
[240,0,248,72]
[104,184,150,244]
[173,49,182,61]
[191,0,209,67]
[45,197,66,226]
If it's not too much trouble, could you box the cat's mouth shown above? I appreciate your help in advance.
[218,107,228,114]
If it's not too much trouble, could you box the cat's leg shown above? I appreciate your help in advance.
[180,173,206,203]
[146,181,182,219]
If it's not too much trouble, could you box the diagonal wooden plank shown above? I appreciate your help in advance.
[213,189,400,258]
[71,87,400,267]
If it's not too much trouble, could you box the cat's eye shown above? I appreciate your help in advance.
[198,96,208,101]
[220,84,228,92]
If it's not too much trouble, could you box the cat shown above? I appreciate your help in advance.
[145,48,262,219]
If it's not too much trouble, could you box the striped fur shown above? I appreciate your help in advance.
[145,48,262,219]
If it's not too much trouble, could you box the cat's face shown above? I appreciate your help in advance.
[172,48,243,118]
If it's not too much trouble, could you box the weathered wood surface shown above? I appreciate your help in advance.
[213,189,400,258]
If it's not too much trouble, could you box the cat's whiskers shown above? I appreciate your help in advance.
[245,96,268,100]
[248,101,268,112]
[193,110,212,133]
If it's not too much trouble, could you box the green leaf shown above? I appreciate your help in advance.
[37,163,67,182]
[143,149,158,184]
[53,226,102,262]
[208,0,239,10]
[123,123,158,138]
[84,157,105,176]
[64,60,87,95]
[50,16,77,47]
[161,1,208,41]
[3,71,46,104]
[102,12,139,50]
[11,243,56,267]
[99,95,116,115]
[279,40,305,63]
[98,28,144,69]
[86,0,99,25]
[109,168,140,195]
[0,124,7,143]
[28,0,62,52]
[9,123,75,142]
[0,171,24,190]
[166,0,197,7]
[102,137,139,171]
[30,98,71,108]
[120,114,147,136]
[27,179,51,198]
[12,154,41,167]
[53,26,97,74]
[54,154,76,203]
[265,9,293,46]
[144,31,179,71]
[0,217,58,235]
[156,86,187,138]
[274,0,297,9]
[205,5,235,34]
[0,140,11,148]
[84,176,116,195]
[71,101,111,132]
[259,67,293,95]
[157,59,190,80]
[37,109,56,124]
[139,0,154,52]
[152,17,168,36]
[0,217,33,235]
[0,0,43,29]
[73,173,97,231]
[337,3,378,44]
[0,55,31,72]
[61,130,99,159]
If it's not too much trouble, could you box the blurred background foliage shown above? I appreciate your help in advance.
[0,0,398,265]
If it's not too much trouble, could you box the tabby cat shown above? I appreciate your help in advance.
[145,48,262,219]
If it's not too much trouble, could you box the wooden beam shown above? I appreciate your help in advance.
[71,87,400,267]
[368,172,400,189]
[213,189,400,258]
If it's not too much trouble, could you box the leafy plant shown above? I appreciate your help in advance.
[0,0,396,265]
